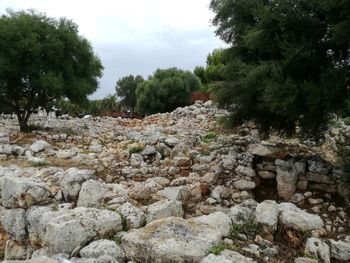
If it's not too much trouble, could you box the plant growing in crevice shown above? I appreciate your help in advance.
[230,219,259,239]
[129,146,144,154]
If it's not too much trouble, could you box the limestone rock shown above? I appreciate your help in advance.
[255,200,278,231]
[4,239,29,260]
[60,168,94,201]
[278,203,324,232]
[80,239,125,263]
[44,207,122,255]
[235,165,256,178]
[30,140,51,153]
[121,212,231,262]
[2,177,51,208]
[305,237,330,263]
[146,200,184,223]
[77,179,108,208]
[329,239,350,261]
[1,208,27,243]
[118,202,146,229]
[157,186,190,201]
[201,249,257,263]
[229,199,258,224]
[233,179,256,190]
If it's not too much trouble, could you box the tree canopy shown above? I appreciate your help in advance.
[0,9,103,131]
[136,68,201,115]
[210,0,350,137]
[116,75,144,111]
[194,48,227,91]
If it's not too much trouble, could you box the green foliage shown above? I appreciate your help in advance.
[202,132,217,143]
[230,219,258,239]
[194,49,227,92]
[116,75,144,111]
[99,94,121,113]
[118,212,129,231]
[0,9,103,131]
[57,99,85,117]
[30,160,49,167]
[129,146,144,154]
[207,242,231,255]
[136,68,201,115]
[210,0,350,138]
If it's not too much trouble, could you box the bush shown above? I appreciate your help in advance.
[136,68,201,115]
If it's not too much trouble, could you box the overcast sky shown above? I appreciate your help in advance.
[0,0,224,99]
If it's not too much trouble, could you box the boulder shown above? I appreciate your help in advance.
[305,237,330,263]
[2,177,51,208]
[229,199,258,224]
[173,156,190,167]
[4,239,29,260]
[77,179,108,208]
[329,239,350,261]
[157,186,190,202]
[118,202,146,229]
[255,200,278,231]
[235,165,256,178]
[80,239,125,263]
[294,257,318,263]
[5,257,60,263]
[248,143,285,158]
[201,249,257,263]
[121,212,231,262]
[233,179,256,190]
[30,140,51,153]
[27,206,67,247]
[44,207,122,255]
[146,200,184,223]
[1,208,27,243]
[60,168,94,201]
[278,203,324,232]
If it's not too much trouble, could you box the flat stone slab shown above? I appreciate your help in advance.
[121,212,231,263]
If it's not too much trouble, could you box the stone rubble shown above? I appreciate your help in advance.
[0,101,349,262]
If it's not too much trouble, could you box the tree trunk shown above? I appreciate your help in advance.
[18,117,29,132]
[17,111,32,132]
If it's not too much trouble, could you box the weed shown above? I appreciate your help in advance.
[129,146,144,154]
[60,127,77,137]
[30,160,49,167]
[109,235,121,245]
[208,242,230,255]
[230,219,259,239]
[118,212,129,231]
[202,132,217,143]
[329,119,342,129]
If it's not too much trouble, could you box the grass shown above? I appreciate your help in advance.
[59,127,77,137]
[207,242,239,256]
[230,219,259,239]
[109,235,122,245]
[129,146,144,154]
[30,160,49,167]
[329,119,342,129]
[202,131,217,143]
[119,213,129,231]
[208,242,231,255]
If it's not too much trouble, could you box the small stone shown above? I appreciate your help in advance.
[233,179,256,190]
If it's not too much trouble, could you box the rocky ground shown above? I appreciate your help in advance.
[0,101,349,263]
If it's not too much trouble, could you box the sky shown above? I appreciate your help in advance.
[0,0,225,99]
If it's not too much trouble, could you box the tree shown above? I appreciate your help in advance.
[100,94,121,113]
[116,75,144,111]
[194,49,227,92]
[0,10,103,131]
[210,0,350,137]
[136,68,201,115]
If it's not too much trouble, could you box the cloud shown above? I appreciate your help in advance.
[0,0,225,98]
